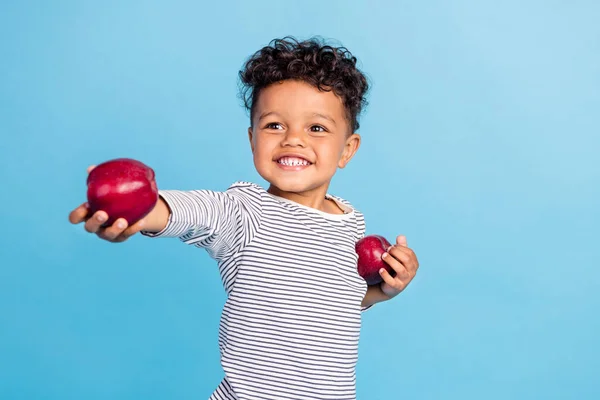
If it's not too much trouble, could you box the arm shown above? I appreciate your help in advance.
[361,285,391,308]
[140,184,263,262]
[142,196,171,233]
[69,182,262,255]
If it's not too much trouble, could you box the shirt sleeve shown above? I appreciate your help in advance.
[355,209,374,312]
[141,182,263,261]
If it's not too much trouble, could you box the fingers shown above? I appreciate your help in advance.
[396,235,407,247]
[84,211,109,233]
[379,266,400,287]
[380,246,416,296]
[98,218,128,240]
[382,251,411,280]
[120,218,145,240]
[97,218,144,242]
[387,243,419,273]
[69,202,91,224]
[72,202,140,242]
[380,243,419,295]
[87,165,96,174]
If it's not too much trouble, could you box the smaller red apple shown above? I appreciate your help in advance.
[86,158,158,227]
[355,235,395,285]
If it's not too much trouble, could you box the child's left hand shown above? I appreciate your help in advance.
[379,235,419,299]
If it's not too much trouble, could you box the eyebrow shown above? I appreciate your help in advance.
[258,111,280,121]
[257,111,337,126]
[311,112,337,126]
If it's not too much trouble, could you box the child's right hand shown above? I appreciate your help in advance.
[68,165,147,243]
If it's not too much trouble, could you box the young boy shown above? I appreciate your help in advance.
[69,37,419,400]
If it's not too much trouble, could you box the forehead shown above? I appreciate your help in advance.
[254,80,346,121]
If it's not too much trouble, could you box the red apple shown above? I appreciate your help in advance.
[86,158,158,227]
[356,235,394,285]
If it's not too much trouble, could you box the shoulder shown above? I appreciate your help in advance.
[327,194,363,216]
[227,181,266,194]
[224,181,267,210]
[327,193,366,240]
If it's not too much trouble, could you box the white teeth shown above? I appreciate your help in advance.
[278,157,310,166]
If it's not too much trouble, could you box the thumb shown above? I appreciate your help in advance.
[397,235,407,247]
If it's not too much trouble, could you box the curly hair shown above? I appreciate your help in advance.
[238,37,369,133]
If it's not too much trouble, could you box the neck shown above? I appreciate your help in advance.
[267,184,343,214]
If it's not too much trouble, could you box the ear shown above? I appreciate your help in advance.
[248,127,255,153]
[338,133,361,168]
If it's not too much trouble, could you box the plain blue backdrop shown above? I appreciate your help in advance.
[1,1,599,399]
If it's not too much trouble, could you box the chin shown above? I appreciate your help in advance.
[267,178,309,193]
[261,174,320,194]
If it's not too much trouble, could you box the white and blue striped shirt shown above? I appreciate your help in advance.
[145,181,368,399]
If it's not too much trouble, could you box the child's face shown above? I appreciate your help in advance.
[248,80,360,196]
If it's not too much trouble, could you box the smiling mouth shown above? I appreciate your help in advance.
[276,156,313,167]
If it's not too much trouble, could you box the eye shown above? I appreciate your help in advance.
[265,122,283,130]
[310,125,327,133]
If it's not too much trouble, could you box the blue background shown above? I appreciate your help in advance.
[1,1,599,399]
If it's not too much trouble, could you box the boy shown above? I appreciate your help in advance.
[69,37,419,400]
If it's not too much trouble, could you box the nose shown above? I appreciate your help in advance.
[281,127,306,147]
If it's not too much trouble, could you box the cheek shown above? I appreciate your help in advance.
[330,140,347,160]
[253,137,273,162]
[316,145,344,169]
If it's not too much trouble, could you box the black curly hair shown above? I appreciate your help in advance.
[239,37,369,133]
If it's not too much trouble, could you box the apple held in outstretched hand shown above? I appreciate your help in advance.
[356,235,395,285]
[86,158,158,227]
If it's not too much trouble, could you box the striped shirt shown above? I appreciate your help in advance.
[144,181,368,399]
